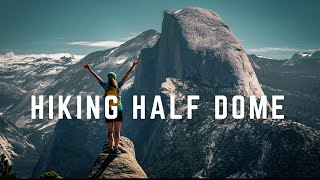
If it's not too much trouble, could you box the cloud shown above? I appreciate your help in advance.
[247,47,320,53]
[3,52,15,58]
[121,32,139,41]
[67,41,124,47]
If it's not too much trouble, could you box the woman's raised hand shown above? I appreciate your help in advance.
[82,63,90,70]
[133,60,140,66]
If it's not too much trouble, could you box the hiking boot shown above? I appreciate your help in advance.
[112,148,122,156]
[106,148,114,153]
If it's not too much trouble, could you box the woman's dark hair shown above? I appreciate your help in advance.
[108,78,118,89]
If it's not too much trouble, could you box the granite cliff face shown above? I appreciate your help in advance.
[32,118,106,178]
[89,137,147,179]
[122,8,320,178]
[134,7,264,97]
[0,115,37,177]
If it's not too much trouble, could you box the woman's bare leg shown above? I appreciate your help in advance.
[114,121,122,149]
[107,122,114,149]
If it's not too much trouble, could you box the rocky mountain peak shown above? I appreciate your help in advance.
[291,52,312,60]
[134,7,264,97]
[164,7,231,52]
[311,51,320,58]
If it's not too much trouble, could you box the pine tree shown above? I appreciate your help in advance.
[0,154,16,179]
[40,171,63,179]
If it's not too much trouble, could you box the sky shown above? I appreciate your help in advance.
[0,0,320,59]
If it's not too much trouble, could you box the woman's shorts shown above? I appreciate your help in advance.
[105,109,123,123]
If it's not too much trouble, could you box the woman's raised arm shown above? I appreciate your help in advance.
[82,63,102,83]
[122,60,140,83]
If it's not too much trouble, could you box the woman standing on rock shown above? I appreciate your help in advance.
[82,60,140,155]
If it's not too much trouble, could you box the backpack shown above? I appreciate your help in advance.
[105,82,121,107]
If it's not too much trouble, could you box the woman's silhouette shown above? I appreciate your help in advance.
[82,60,140,155]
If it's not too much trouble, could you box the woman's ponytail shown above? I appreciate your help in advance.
[108,78,118,89]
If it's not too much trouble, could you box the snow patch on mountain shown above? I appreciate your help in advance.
[0,52,85,62]
[113,56,129,64]
[299,52,312,57]
[161,78,176,92]
[256,55,273,59]
[173,9,182,14]
[122,76,135,91]
[42,66,67,75]
[38,120,58,131]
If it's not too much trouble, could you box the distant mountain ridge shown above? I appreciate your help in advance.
[291,51,320,60]
[248,52,320,129]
